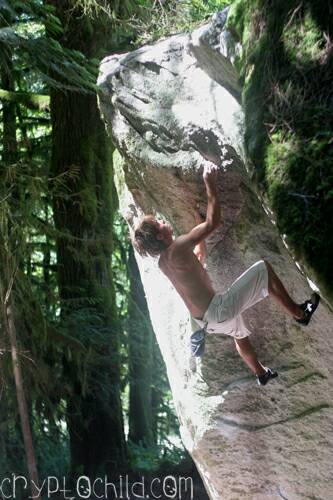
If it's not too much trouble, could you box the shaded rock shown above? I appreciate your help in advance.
[98,10,333,500]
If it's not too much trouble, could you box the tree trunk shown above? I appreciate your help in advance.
[150,339,167,446]
[127,246,154,446]
[3,301,41,500]
[49,2,126,475]
[0,372,8,471]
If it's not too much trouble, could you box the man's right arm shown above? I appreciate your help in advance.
[203,163,220,231]
[172,162,221,252]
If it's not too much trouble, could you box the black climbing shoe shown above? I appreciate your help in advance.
[257,367,278,386]
[295,292,320,326]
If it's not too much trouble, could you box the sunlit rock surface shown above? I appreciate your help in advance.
[98,10,333,499]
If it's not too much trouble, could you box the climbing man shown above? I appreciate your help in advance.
[132,162,320,385]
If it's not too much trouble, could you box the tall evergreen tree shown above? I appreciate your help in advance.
[48,0,130,476]
[0,10,41,494]
[127,246,154,446]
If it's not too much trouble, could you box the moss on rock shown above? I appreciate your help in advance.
[227,0,333,299]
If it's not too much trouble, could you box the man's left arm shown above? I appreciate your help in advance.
[171,162,220,256]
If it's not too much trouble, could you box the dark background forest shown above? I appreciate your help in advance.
[0,0,332,499]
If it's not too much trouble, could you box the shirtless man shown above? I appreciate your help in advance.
[133,163,320,385]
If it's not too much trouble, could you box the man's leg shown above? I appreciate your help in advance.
[234,337,266,376]
[264,260,303,319]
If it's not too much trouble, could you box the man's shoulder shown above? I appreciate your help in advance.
[158,240,185,265]
[163,239,194,265]
[168,235,195,259]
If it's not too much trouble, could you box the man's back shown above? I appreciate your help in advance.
[158,241,215,319]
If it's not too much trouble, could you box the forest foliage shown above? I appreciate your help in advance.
[0,0,212,486]
[227,0,333,299]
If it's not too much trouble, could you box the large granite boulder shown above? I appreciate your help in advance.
[98,10,333,500]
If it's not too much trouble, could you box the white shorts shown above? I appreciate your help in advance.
[194,260,269,339]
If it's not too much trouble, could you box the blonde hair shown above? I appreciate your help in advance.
[132,215,167,257]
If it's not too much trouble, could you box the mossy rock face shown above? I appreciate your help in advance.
[227,0,333,301]
[98,11,333,499]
